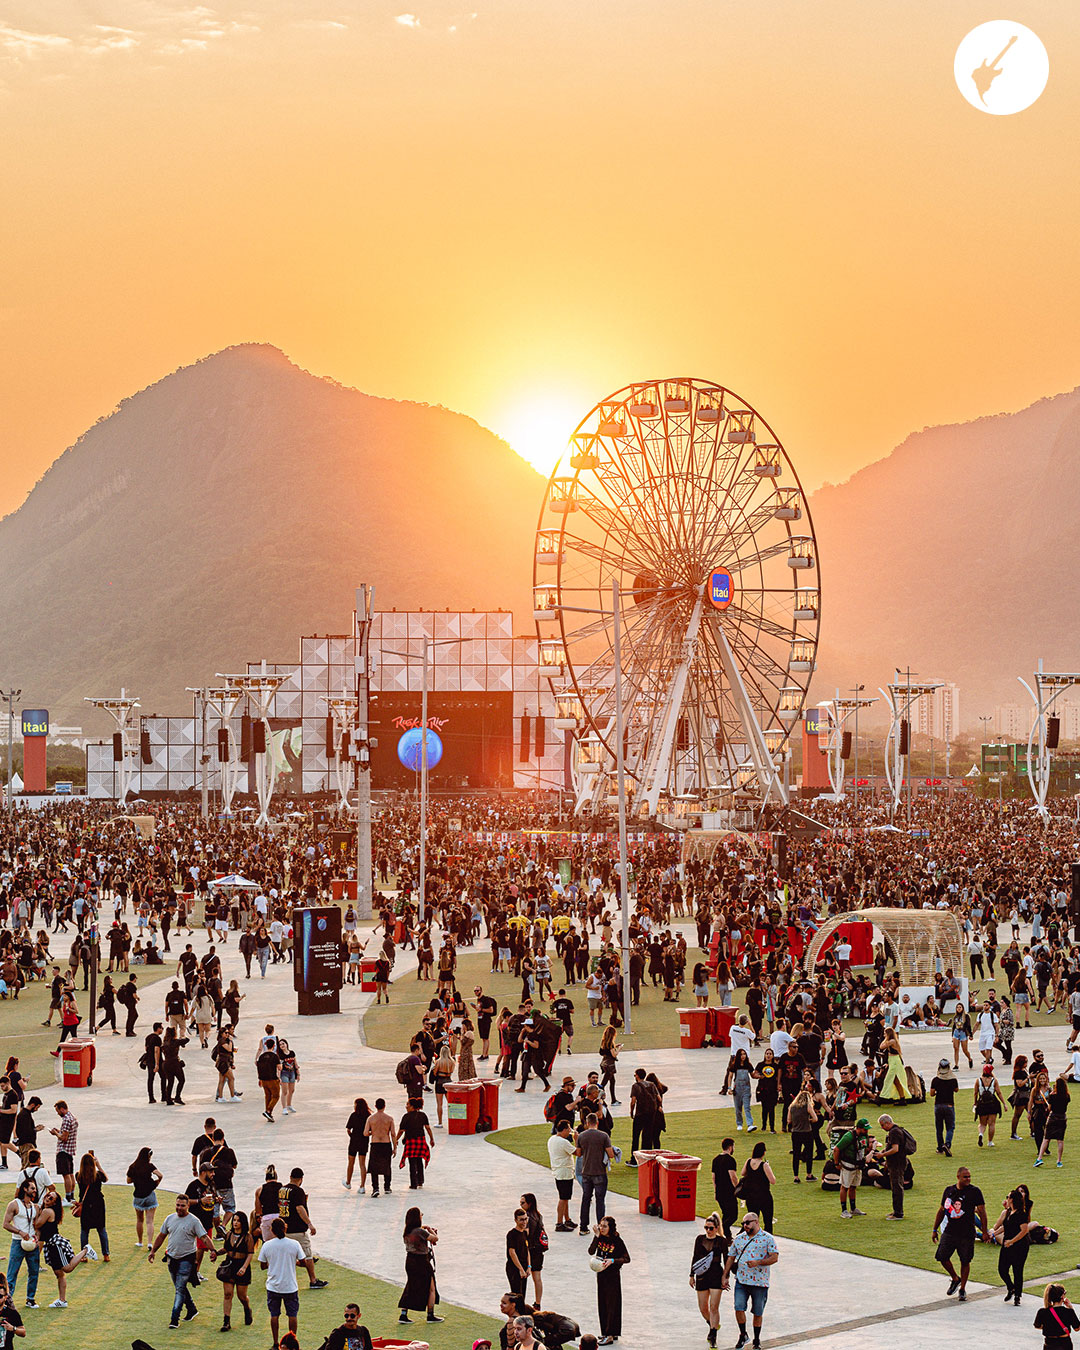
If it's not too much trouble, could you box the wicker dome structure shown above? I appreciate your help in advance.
[805,907,964,984]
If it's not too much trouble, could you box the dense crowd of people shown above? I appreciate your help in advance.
[0,790,1079,1348]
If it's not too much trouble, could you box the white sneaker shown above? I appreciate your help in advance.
[49,1299,68,1309]
[85,1245,99,1261]
[342,1179,352,1189]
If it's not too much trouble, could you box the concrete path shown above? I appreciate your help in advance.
[44,924,1062,1349]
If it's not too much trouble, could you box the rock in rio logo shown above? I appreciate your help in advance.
[954,21,1048,115]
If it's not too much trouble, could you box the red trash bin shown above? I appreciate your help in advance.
[61,1038,96,1088]
[712,1007,737,1047]
[445,1081,482,1135]
[332,878,358,902]
[477,1077,501,1130]
[359,958,380,992]
[678,1007,708,1049]
[657,1154,701,1221]
[634,1149,681,1213]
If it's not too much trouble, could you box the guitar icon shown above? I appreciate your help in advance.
[971,34,1017,103]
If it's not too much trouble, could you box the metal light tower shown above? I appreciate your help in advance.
[85,690,140,803]
[353,585,375,920]
[822,688,876,801]
[216,666,286,826]
[203,686,244,816]
[1,689,20,813]
[1019,661,1080,821]
[327,692,358,812]
[879,670,942,824]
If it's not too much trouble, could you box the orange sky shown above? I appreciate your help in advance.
[2,1,1079,513]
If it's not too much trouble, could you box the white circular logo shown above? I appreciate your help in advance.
[954,21,1048,115]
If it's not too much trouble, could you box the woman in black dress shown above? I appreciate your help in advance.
[1037,1075,1070,1168]
[75,1151,110,1260]
[505,1209,531,1300]
[689,1212,728,1347]
[738,1142,776,1233]
[217,1209,255,1331]
[588,1214,630,1345]
[398,1207,443,1325]
[344,1097,371,1192]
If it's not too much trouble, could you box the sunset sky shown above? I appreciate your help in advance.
[3,1,1079,513]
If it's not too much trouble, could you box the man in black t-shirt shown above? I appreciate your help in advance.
[177,945,199,997]
[191,1118,216,1177]
[711,1137,739,1238]
[165,982,189,1036]
[281,1167,328,1288]
[325,1302,373,1350]
[929,1059,958,1156]
[931,1166,988,1301]
[546,1077,577,1133]
[144,1023,164,1104]
[551,991,575,1053]
[200,1128,238,1214]
[472,988,497,1059]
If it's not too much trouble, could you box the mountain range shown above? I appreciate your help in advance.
[4,343,1076,732]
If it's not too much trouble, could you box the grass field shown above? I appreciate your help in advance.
[490,1099,1080,1282]
[0,1186,501,1349]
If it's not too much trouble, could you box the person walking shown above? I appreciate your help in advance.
[721,1211,778,1350]
[343,1098,371,1191]
[127,1147,161,1249]
[931,1165,988,1303]
[148,1194,204,1328]
[257,1040,281,1122]
[212,1029,241,1104]
[397,1207,442,1325]
[951,1005,974,1069]
[280,1168,328,1290]
[1010,1055,1031,1142]
[788,1084,817,1183]
[505,1209,531,1300]
[731,1050,756,1134]
[278,1040,299,1115]
[598,1027,620,1105]
[217,1209,255,1331]
[75,1152,110,1261]
[993,1185,1032,1306]
[1035,1074,1070,1168]
[929,1059,958,1156]
[753,1049,779,1134]
[160,1026,188,1106]
[260,1217,305,1349]
[975,1063,1006,1148]
[431,1047,455,1128]
[588,1214,629,1345]
[397,1098,435,1189]
[575,1112,615,1235]
[365,1098,395,1197]
[689,1212,728,1347]
[737,1143,776,1234]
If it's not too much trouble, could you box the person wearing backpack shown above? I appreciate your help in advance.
[877,1113,915,1220]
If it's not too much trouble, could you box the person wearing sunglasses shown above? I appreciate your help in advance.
[689,1211,728,1346]
[324,1300,373,1350]
[721,1213,778,1350]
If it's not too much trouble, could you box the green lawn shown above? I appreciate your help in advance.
[490,1100,1080,1281]
[0,1186,501,1348]
[363,949,726,1054]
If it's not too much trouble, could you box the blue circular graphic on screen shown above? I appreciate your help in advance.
[317,917,327,932]
[397,727,444,772]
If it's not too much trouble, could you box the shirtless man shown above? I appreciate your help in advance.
[363,1098,396,1197]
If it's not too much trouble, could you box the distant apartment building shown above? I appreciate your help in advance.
[994,702,1028,740]
[915,681,960,743]
[1059,700,1080,742]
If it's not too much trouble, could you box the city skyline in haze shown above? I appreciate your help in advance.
[2,0,1078,514]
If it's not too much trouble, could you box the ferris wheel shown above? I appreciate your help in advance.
[532,377,820,817]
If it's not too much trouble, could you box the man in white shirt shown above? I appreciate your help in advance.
[546,1119,577,1232]
[770,1020,794,1059]
[260,1217,305,1348]
[834,940,852,973]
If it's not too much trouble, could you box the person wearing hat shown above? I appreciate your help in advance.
[929,1059,959,1156]
[831,1119,869,1218]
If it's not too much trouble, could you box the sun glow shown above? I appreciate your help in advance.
[496,393,584,478]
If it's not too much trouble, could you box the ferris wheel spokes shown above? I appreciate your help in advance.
[708,614,789,808]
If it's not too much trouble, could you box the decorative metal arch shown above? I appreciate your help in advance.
[805,906,964,986]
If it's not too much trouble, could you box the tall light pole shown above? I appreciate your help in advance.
[852,683,864,813]
[611,578,633,1035]
[2,689,20,813]
[354,586,374,919]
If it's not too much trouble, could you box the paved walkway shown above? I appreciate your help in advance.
[44,926,1065,1348]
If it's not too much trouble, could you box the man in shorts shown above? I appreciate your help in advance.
[931,1166,988,1303]
[721,1211,778,1349]
[281,1168,328,1290]
[260,1217,304,1349]
[472,986,497,1060]
[831,1117,868,1218]
[49,1101,78,1200]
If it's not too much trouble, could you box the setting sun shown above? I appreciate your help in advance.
[494,393,585,479]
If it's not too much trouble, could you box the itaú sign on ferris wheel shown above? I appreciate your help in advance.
[709,569,734,610]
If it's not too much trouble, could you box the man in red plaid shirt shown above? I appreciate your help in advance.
[50,1101,78,1200]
